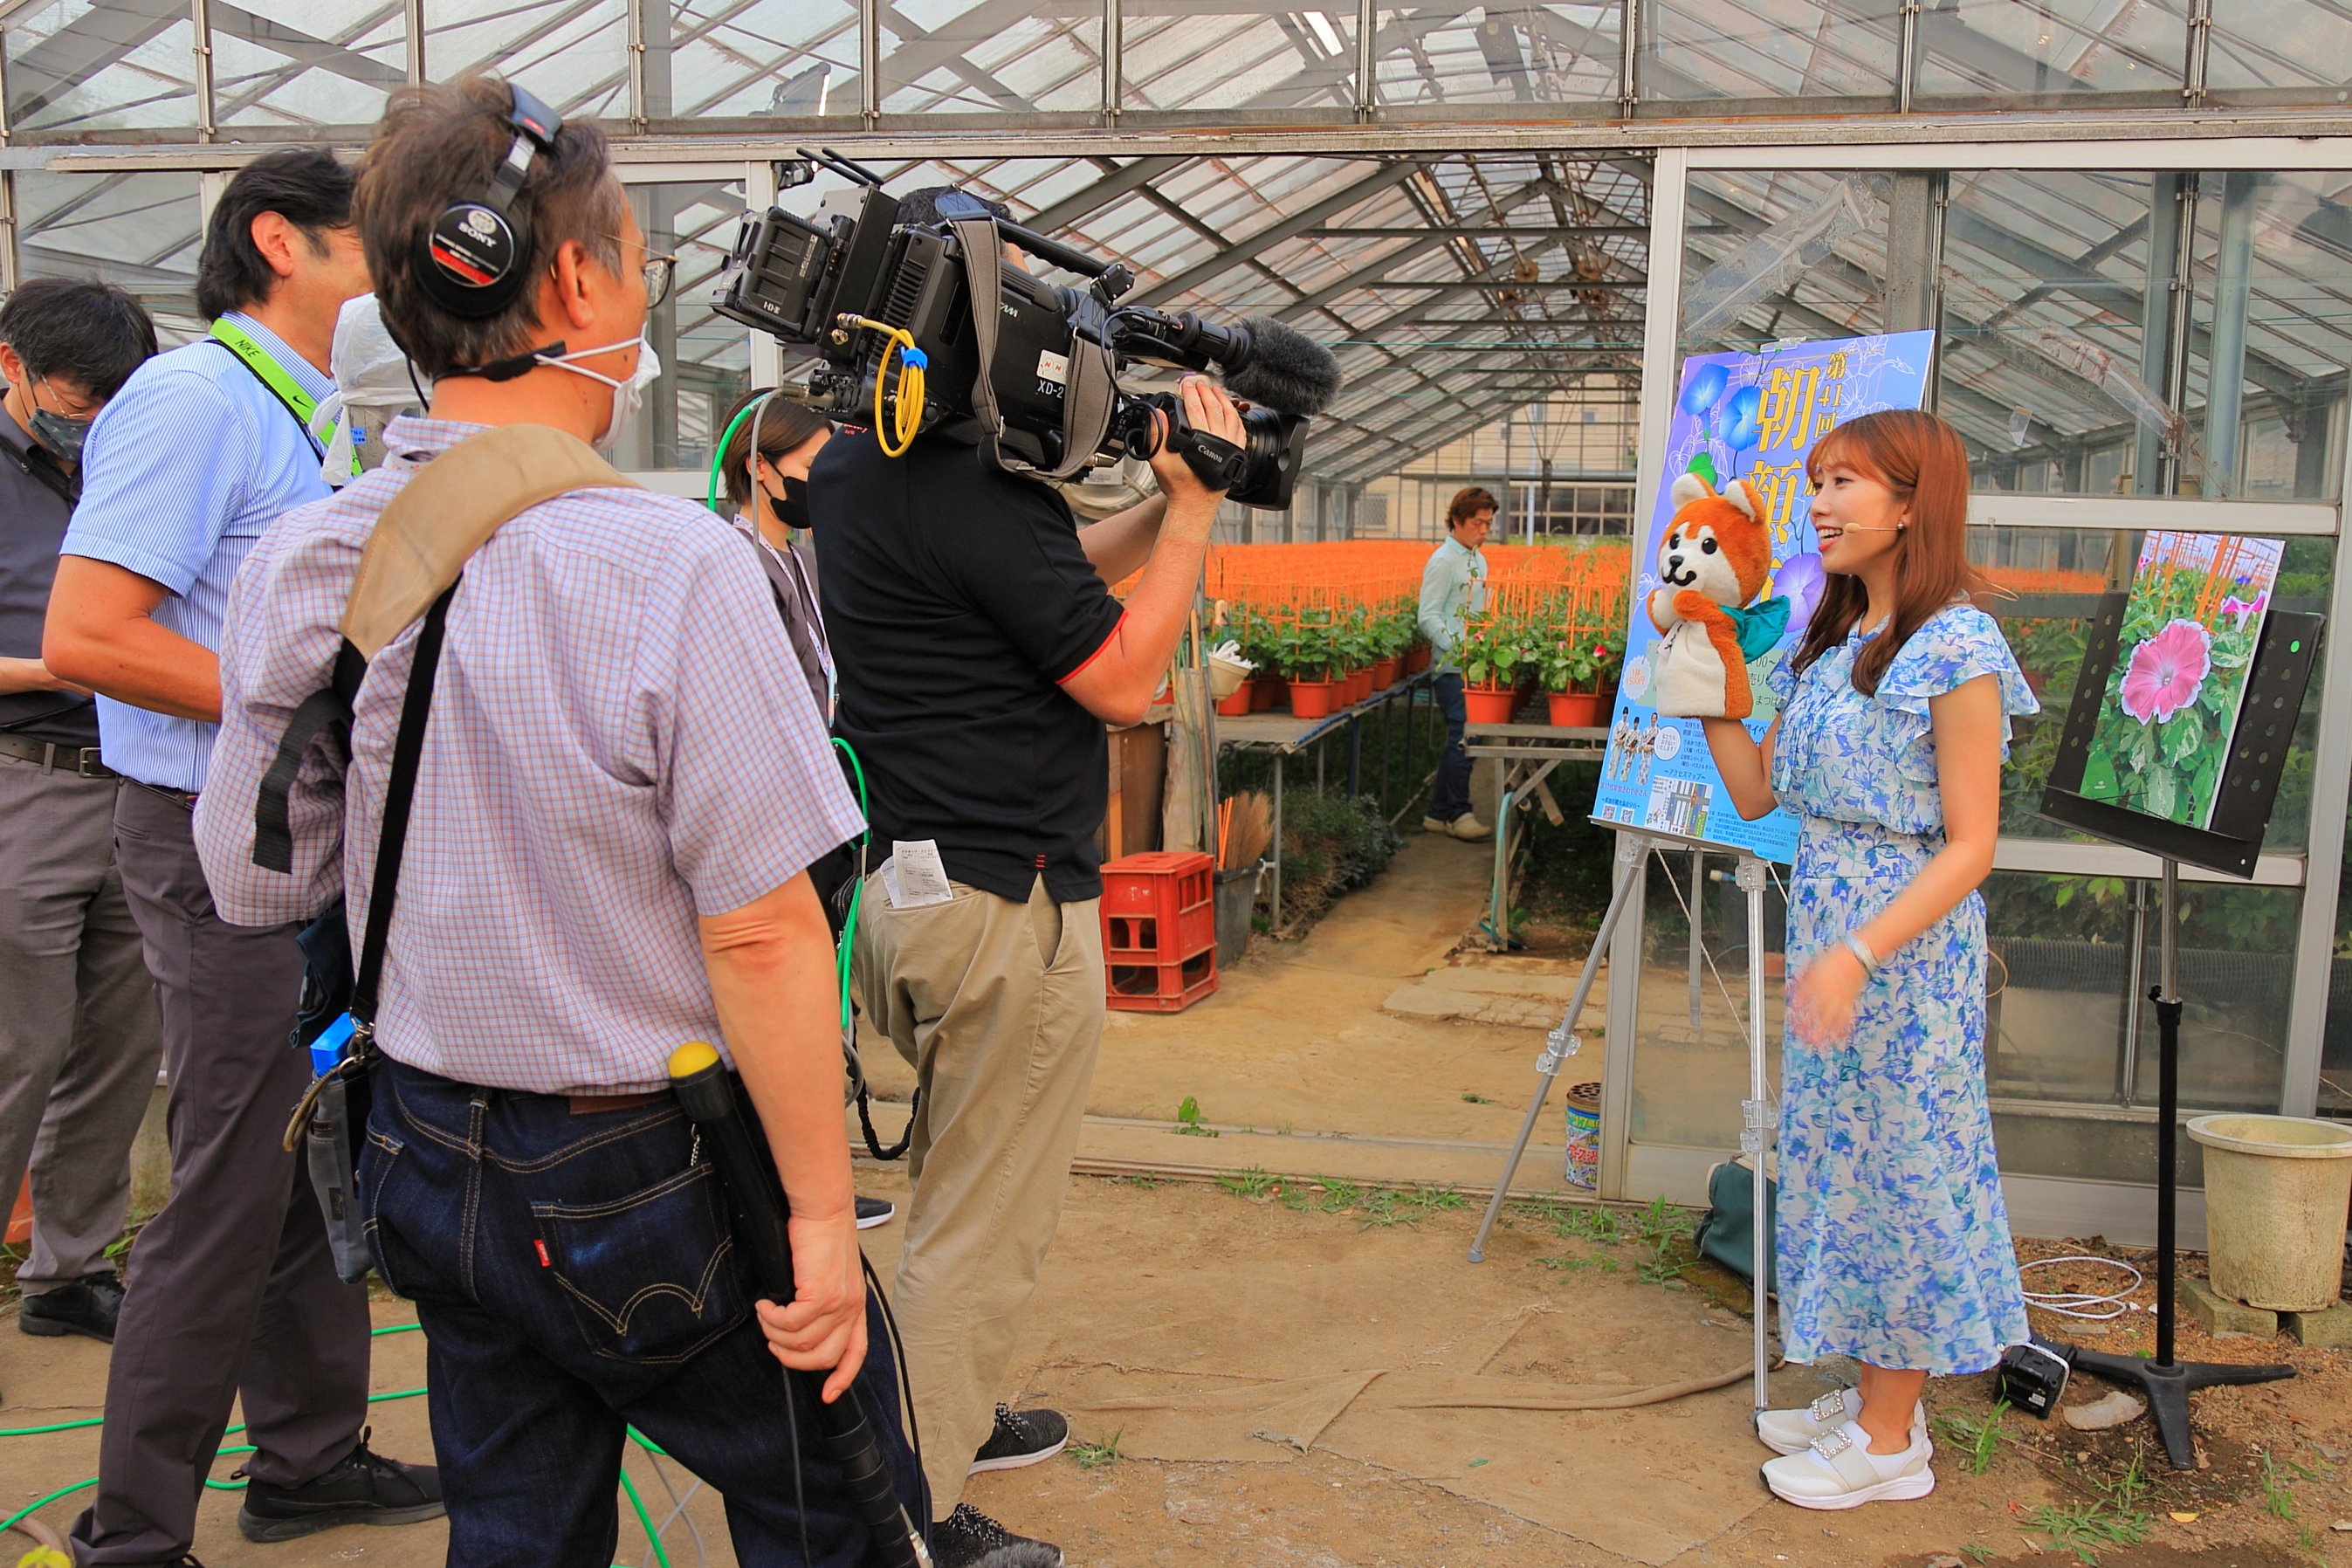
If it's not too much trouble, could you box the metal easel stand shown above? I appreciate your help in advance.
[1468,832,1647,1262]
[1465,838,1777,1416]
[2063,860,2293,1468]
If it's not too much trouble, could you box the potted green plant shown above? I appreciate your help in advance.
[1459,615,1528,724]
[1542,638,1613,728]
[1282,610,1344,719]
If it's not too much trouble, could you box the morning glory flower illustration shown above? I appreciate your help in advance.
[2119,617,2212,723]
[2218,590,2267,627]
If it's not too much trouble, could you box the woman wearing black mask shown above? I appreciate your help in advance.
[719,389,835,717]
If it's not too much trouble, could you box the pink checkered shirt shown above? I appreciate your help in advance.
[196,416,864,1093]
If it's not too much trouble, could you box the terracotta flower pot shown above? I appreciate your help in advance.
[1547,691,1604,728]
[1288,679,1341,719]
[1348,668,1372,705]
[1406,644,1430,673]
[1463,684,1519,725]
[1372,657,1400,690]
[1253,674,1283,712]
[1216,681,1255,717]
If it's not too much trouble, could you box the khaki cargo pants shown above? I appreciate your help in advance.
[851,871,1104,1521]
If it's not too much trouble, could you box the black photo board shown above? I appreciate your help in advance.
[2039,596,2324,879]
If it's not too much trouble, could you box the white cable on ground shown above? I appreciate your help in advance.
[2018,1255,2145,1320]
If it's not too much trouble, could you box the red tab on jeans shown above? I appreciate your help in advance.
[534,1239,551,1267]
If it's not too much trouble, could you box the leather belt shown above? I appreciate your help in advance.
[0,732,117,778]
[566,1090,670,1116]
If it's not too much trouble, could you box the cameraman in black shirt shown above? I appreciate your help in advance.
[816,248,1241,1565]
[0,279,160,1351]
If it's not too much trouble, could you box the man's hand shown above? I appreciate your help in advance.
[0,656,93,698]
[1145,376,1247,519]
[757,1211,870,1402]
[698,872,868,1400]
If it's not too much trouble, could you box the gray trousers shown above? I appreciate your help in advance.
[0,754,161,1293]
[70,785,371,1567]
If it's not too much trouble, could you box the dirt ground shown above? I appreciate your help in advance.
[7,827,2351,1567]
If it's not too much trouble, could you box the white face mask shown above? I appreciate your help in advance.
[544,336,659,453]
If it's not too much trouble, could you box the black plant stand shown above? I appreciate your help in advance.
[2055,862,2293,1470]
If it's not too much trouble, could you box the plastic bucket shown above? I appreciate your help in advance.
[1563,1082,1602,1190]
[2186,1114,2352,1311]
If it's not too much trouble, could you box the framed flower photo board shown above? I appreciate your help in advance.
[2039,533,2323,880]
[2075,532,2285,831]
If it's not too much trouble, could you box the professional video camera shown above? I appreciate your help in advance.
[709,148,1342,509]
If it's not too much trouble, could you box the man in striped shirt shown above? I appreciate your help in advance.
[45,148,443,1563]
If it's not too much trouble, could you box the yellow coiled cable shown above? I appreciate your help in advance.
[845,316,925,457]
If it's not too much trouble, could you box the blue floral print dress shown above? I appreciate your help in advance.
[1762,603,2038,1375]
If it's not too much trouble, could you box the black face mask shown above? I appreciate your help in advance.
[768,473,810,531]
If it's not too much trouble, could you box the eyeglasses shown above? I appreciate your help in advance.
[599,237,676,308]
[642,252,676,309]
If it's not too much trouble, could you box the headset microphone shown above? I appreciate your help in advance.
[417,81,562,319]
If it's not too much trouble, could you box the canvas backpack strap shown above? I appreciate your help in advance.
[946,214,1117,484]
[251,423,638,869]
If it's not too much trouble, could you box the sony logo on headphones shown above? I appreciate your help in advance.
[463,210,499,238]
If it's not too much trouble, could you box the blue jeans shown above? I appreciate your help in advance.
[361,1059,925,1567]
[1433,672,1473,822]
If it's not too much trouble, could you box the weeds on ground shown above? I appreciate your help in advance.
[1358,1185,1469,1228]
[2259,1449,2295,1520]
[1173,1096,1218,1138]
[1536,1254,1620,1274]
[1635,1234,1687,1289]
[1124,1175,1165,1189]
[1216,1166,1278,1199]
[1932,1399,2011,1476]
[1960,1545,1994,1565]
[1461,1092,1494,1104]
[2025,1497,2151,1565]
[1069,1429,1124,1470]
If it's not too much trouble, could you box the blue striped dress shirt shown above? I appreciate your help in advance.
[60,312,334,792]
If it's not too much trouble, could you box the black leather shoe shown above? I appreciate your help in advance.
[18,1271,125,1342]
[930,1503,1062,1568]
[236,1430,444,1542]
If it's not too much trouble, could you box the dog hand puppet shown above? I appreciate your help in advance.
[1646,473,1787,720]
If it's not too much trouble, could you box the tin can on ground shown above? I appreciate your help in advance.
[1563,1082,1602,1189]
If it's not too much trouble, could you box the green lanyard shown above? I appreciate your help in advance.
[208,319,357,475]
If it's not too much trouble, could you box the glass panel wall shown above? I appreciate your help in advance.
[16,169,203,339]
[621,178,749,474]
[1909,0,2188,107]
[1936,171,2172,497]
[5,0,201,137]
[1638,0,1899,106]
[662,0,856,118]
[1121,3,1358,113]
[423,0,625,120]
[2326,815,2352,1118]
[1677,168,1890,359]
[2183,171,2352,503]
[212,0,407,133]
[2206,0,2352,106]
[878,0,1100,115]
[1371,3,1620,107]
[1626,848,1781,1151]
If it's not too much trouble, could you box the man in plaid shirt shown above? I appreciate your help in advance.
[196,74,922,1565]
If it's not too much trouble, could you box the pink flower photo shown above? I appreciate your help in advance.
[2117,618,2211,723]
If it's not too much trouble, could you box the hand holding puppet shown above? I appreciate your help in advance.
[1646,473,1789,720]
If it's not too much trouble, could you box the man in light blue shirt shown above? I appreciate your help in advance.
[44,147,442,1565]
[1416,485,1496,840]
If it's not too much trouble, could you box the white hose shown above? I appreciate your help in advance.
[2019,1255,2145,1320]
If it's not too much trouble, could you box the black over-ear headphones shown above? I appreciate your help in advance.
[417,81,563,320]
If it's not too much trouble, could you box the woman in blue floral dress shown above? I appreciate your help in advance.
[1699,409,2034,1511]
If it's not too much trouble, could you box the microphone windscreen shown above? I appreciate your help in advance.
[1224,319,1343,416]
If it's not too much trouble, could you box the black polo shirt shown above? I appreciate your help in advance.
[813,424,1124,904]
[0,405,95,746]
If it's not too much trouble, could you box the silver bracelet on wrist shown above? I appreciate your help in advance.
[1842,932,1881,976]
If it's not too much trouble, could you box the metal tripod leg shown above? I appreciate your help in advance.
[1468,834,1648,1262]
[1735,856,1773,1415]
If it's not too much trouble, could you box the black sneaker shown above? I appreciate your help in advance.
[969,1404,1068,1474]
[19,1271,126,1343]
[856,1194,897,1230]
[929,1503,1063,1568]
[236,1430,444,1542]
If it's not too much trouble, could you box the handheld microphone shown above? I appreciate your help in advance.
[668,1042,930,1568]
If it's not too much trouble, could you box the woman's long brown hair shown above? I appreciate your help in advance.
[1789,408,1988,697]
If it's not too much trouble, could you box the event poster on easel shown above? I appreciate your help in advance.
[1591,331,1936,863]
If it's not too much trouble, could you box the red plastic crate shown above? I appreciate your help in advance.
[1099,850,1215,965]
[1106,948,1218,1013]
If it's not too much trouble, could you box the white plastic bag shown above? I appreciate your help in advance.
[315,293,429,485]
